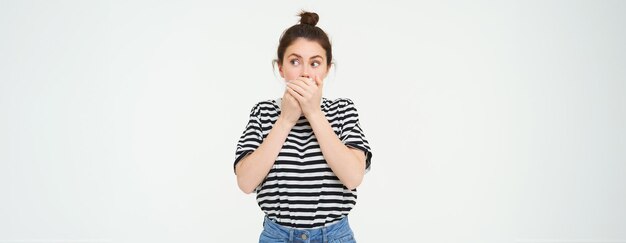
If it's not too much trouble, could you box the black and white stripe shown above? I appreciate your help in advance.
[234,97,372,228]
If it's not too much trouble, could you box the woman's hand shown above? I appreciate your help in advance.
[279,89,302,125]
[286,74,323,117]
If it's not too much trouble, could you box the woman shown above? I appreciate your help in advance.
[234,11,372,243]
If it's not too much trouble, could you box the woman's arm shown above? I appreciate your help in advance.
[306,111,367,190]
[235,92,302,194]
[235,117,294,194]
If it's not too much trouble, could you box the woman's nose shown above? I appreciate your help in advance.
[300,71,310,78]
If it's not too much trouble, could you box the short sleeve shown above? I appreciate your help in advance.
[233,103,263,174]
[339,99,373,172]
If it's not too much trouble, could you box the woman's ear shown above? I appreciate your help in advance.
[277,62,284,78]
[323,62,332,79]
[273,59,285,78]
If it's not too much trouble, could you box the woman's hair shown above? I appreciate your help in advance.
[275,11,333,68]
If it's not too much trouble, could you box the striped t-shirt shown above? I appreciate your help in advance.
[234,97,372,228]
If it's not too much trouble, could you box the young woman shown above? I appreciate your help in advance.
[233,11,372,243]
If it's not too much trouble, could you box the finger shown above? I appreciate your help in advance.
[314,75,323,87]
[288,80,307,90]
[286,82,307,96]
[286,86,305,102]
[296,76,314,86]
[291,78,316,94]
[284,92,298,104]
[305,77,316,86]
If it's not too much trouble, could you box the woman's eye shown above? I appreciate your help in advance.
[290,59,300,65]
[311,61,320,67]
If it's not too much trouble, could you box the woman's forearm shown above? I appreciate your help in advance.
[306,111,366,190]
[235,118,295,194]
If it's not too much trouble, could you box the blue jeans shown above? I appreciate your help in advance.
[259,216,356,243]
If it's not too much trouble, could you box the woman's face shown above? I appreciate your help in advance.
[279,38,329,82]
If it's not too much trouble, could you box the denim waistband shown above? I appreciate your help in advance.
[262,216,352,242]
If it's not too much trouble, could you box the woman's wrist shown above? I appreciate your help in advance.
[304,108,324,119]
[275,116,297,130]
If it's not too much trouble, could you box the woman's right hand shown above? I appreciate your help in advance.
[279,89,302,125]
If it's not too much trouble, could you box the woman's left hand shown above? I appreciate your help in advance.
[286,74,323,117]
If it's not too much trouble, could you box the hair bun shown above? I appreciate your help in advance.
[298,11,319,26]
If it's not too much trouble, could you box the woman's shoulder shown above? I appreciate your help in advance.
[247,98,280,115]
[252,98,279,107]
[322,97,363,117]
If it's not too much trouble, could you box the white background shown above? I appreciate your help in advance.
[1,0,625,242]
